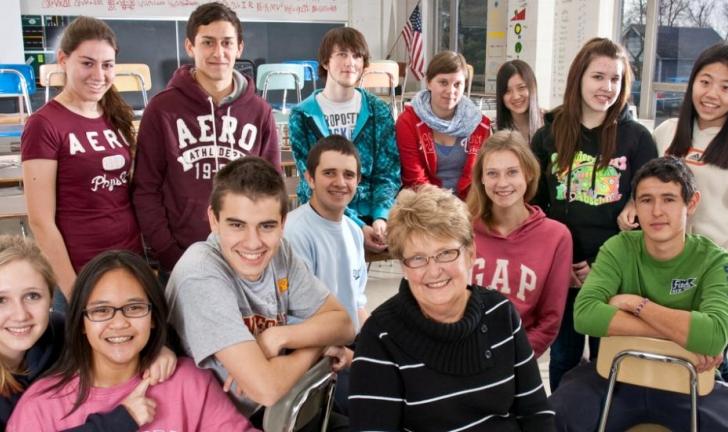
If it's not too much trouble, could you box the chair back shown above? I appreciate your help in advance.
[359,60,399,117]
[0,64,36,119]
[257,63,305,113]
[284,60,319,91]
[596,336,715,396]
[262,358,336,432]
[39,63,152,110]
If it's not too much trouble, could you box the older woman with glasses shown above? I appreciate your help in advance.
[348,185,555,431]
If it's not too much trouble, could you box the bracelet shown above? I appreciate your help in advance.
[634,298,649,317]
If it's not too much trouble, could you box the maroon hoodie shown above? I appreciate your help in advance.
[132,65,280,271]
[471,205,572,357]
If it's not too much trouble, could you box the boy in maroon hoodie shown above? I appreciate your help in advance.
[132,2,280,273]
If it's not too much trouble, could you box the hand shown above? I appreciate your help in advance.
[372,219,387,240]
[223,374,246,397]
[572,261,591,286]
[363,225,387,252]
[617,201,639,231]
[143,346,177,385]
[693,354,724,373]
[608,294,644,313]
[122,378,156,427]
[324,346,351,372]
[256,326,287,359]
[569,269,583,288]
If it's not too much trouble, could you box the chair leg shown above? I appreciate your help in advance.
[597,355,626,432]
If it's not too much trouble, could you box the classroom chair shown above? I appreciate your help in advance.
[257,63,305,114]
[0,65,36,154]
[596,336,715,432]
[262,357,337,432]
[284,60,319,92]
[359,60,399,118]
[40,63,152,115]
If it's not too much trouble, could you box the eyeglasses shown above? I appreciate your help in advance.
[401,247,462,269]
[83,303,152,322]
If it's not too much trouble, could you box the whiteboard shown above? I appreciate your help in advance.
[21,0,348,22]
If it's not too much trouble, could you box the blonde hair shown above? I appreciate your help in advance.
[387,185,473,260]
[466,130,540,225]
[0,236,56,396]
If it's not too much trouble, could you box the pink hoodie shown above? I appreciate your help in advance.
[471,205,572,357]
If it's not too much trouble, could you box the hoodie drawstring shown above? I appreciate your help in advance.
[208,96,219,171]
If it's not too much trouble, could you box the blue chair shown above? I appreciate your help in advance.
[0,64,36,118]
[256,63,305,113]
[284,60,319,92]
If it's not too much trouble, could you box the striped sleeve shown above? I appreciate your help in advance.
[508,303,557,431]
[349,321,404,430]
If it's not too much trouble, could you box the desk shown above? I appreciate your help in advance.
[0,124,22,154]
[0,186,27,237]
[0,155,22,186]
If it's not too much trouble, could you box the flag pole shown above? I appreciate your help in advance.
[385,0,422,60]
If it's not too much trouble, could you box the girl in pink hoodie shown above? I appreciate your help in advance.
[467,130,572,358]
[7,250,257,432]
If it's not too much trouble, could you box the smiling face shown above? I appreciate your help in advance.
[580,55,623,120]
[58,39,116,104]
[401,233,473,323]
[323,45,364,89]
[306,150,359,221]
[482,150,528,211]
[84,268,151,377]
[209,193,284,281]
[503,73,530,116]
[692,62,728,129]
[0,260,51,368]
[635,177,699,258]
[427,70,467,119]
[185,20,243,89]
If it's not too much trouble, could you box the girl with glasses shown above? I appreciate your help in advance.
[467,130,572,358]
[0,237,175,429]
[7,250,257,431]
[349,185,554,431]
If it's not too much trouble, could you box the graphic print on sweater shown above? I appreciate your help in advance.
[175,113,259,179]
[471,258,537,302]
[551,151,627,205]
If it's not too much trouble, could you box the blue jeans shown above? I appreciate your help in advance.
[549,288,599,391]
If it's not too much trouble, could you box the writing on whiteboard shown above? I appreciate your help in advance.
[26,0,347,21]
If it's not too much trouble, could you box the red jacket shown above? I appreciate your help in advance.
[395,105,491,199]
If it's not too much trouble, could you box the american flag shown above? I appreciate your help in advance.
[402,4,425,81]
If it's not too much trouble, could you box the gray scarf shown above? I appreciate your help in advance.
[411,89,482,137]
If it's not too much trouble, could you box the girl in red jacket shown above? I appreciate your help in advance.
[396,51,491,199]
[467,130,572,358]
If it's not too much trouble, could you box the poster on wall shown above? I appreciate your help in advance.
[21,0,348,22]
[485,0,507,94]
[550,0,610,104]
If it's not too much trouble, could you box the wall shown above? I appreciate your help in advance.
[0,0,24,64]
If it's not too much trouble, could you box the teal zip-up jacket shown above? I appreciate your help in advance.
[288,89,401,226]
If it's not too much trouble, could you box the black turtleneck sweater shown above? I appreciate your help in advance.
[349,281,555,431]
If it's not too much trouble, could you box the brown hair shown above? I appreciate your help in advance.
[318,27,370,81]
[426,51,469,83]
[387,185,473,260]
[466,130,540,226]
[186,2,243,44]
[210,157,288,219]
[552,37,632,172]
[59,16,136,151]
[495,60,543,139]
[0,235,55,397]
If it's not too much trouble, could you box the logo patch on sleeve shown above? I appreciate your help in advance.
[277,278,289,293]
[670,278,696,295]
